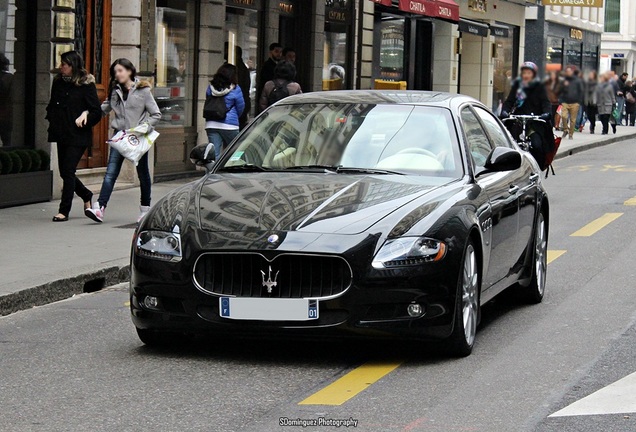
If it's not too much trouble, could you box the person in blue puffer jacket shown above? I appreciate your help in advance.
[205,63,245,160]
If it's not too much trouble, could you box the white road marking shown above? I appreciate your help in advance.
[549,371,636,417]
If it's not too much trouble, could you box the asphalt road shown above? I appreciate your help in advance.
[2,137,636,432]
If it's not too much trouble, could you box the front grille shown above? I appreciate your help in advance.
[193,253,353,299]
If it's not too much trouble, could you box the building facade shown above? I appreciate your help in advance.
[600,0,636,76]
[525,4,604,76]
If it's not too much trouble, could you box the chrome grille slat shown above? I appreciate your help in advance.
[193,253,352,299]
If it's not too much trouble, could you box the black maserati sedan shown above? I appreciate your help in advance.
[131,91,549,356]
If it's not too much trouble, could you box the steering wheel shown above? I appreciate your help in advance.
[396,147,438,159]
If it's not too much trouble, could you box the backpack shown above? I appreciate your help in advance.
[203,89,228,121]
[267,79,290,106]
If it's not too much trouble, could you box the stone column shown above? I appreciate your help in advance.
[309,1,325,92]
[355,0,374,89]
[432,21,460,94]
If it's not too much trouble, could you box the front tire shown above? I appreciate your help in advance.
[520,212,547,304]
[447,240,480,357]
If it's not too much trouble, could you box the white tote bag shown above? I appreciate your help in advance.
[107,124,160,166]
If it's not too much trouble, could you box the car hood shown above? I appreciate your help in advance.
[198,173,453,235]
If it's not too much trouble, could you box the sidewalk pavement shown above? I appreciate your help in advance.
[2,126,636,316]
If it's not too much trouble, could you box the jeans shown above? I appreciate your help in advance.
[599,114,610,134]
[585,105,598,132]
[561,103,580,137]
[98,147,151,208]
[575,104,585,129]
[57,143,93,217]
[617,96,625,125]
[206,128,239,160]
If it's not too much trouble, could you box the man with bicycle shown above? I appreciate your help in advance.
[500,61,554,171]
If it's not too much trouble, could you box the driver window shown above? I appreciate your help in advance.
[460,108,493,169]
[474,107,513,149]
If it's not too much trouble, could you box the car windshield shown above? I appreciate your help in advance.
[219,103,464,178]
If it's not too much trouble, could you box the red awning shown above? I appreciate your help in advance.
[397,0,459,23]
[372,0,392,6]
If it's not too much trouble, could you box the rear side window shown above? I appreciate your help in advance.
[474,107,513,149]
[460,108,493,169]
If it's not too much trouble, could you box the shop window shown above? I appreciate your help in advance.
[491,27,518,114]
[582,46,598,73]
[323,0,353,90]
[0,0,35,148]
[226,7,259,118]
[378,16,406,81]
[546,36,563,72]
[155,0,191,128]
[565,42,582,69]
[604,0,620,33]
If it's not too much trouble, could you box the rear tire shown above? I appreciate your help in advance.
[447,240,480,357]
[519,212,547,304]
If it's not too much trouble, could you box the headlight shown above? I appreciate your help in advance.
[372,237,446,269]
[135,229,182,262]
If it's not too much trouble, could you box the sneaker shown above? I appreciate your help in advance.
[568,135,573,140]
[85,202,104,223]
[137,205,151,223]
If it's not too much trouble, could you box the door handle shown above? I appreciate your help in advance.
[508,184,520,195]
[529,173,539,183]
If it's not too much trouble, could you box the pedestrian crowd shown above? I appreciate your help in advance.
[545,67,634,138]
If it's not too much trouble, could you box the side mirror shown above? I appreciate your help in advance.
[189,143,215,173]
[477,147,521,177]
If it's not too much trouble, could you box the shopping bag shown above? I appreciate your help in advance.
[612,106,621,123]
[107,124,160,166]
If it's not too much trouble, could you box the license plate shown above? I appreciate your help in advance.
[219,297,319,321]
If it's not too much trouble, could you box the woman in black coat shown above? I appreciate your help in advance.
[46,51,102,222]
[501,61,555,170]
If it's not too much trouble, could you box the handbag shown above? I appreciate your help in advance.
[107,123,160,166]
[627,92,635,104]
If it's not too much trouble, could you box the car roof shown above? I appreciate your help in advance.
[278,90,482,109]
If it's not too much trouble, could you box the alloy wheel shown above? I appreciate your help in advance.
[462,244,479,346]
[535,214,547,297]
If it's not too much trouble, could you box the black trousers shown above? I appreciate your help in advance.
[57,143,92,216]
[599,114,611,134]
[627,111,636,126]
[585,105,598,132]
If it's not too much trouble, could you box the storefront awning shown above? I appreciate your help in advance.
[371,0,393,5]
[490,23,510,38]
[458,19,489,37]
[397,0,459,23]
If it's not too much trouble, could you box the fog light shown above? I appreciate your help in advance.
[144,296,160,310]
[407,303,424,317]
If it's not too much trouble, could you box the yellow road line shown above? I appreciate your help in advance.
[625,196,636,206]
[124,301,130,307]
[570,213,623,237]
[547,250,566,264]
[298,362,401,406]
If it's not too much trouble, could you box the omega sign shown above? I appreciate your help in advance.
[541,0,603,7]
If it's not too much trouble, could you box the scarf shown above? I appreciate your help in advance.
[514,78,540,110]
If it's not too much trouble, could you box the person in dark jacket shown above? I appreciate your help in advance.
[259,61,302,112]
[256,42,282,113]
[559,66,584,139]
[501,61,554,170]
[544,70,563,130]
[624,80,636,126]
[46,51,102,222]
[234,46,251,129]
[583,71,599,134]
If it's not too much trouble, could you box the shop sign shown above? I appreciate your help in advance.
[279,0,294,16]
[468,0,487,13]
[55,0,75,8]
[570,28,583,40]
[54,12,75,40]
[541,0,603,7]
[613,53,625,58]
[458,19,489,37]
[490,25,509,38]
[398,0,459,22]
[325,0,351,24]
[227,0,262,11]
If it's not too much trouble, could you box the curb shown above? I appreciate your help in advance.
[0,265,130,317]
[555,132,636,161]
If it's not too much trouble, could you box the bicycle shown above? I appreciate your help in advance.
[501,114,547,151]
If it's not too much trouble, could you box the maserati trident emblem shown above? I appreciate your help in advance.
[261,266,280,294]
[267,234,279,244]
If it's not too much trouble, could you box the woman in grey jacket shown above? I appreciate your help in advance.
[86,58,161,223]
[595,72,617,135]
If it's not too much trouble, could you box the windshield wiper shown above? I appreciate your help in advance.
[283,165,338,172]
[218,164,270,172]
[335,167,405,175]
